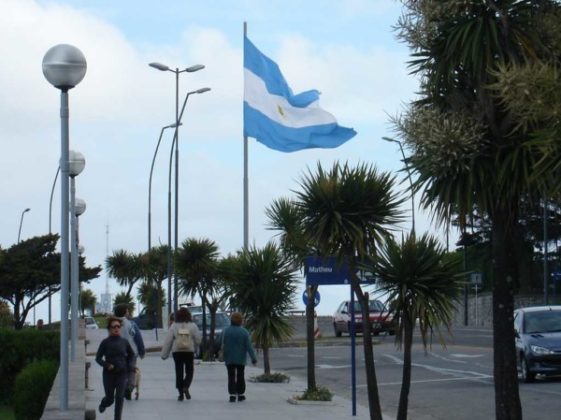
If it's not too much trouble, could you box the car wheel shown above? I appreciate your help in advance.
[520,355,535,383]
[333,323,342,337]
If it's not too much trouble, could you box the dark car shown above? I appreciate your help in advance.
[333,299,395,337]
[193,311,230,358]
[132,308,159,330]
[514,305,561,382]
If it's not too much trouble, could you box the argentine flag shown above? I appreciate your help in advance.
[244,36,357,153]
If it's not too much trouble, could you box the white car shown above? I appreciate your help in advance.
[84,316,99,329]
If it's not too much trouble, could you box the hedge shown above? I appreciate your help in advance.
[13,360,58,420]
[0,329,59,402]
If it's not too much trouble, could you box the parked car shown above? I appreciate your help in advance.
[333,299,395,337]
[84,316,98,329]
[193,311,230,358]
[132,308,159,330]
[514,305,561,382]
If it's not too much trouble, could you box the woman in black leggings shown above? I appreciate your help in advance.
[96,316,134,420]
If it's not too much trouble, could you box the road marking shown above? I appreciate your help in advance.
[382,354,492,380]
[449,353,485,359]
[372,376,492,387]
[317,364,352,369]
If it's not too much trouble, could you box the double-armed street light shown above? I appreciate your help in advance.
[42,43,86,411]
[69,150,85,361]
[149,61,208,313]
[148,122,181,251]
[17,208,31,243]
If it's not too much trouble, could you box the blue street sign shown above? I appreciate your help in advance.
[552,271,561,282]
[302,290,321,307]
[305,256,350,285]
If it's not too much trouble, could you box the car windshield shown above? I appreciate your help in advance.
[85,318,95,325]
[352,300,385,312]
[193,313,230,329]
[524,310,561,333]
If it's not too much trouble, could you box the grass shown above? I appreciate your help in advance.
[294,385,333,401]
[0,405,15,420]
[251,372,290,383]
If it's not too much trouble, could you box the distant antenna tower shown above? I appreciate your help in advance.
[105,223,110,295]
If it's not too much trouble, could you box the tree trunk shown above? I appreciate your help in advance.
[263,346,271,375]
[306,285,317,390]
[491,211,522,420]
[353,282,383,420]
[397,316,414,420]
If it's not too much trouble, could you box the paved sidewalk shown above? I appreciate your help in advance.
[85,329,391,420]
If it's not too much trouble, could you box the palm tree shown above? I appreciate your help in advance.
[266,197,319,390]
[369,233,462,420]
[227,243,297,375]
[80,288,97,316]
[176,238,219,359]
[113,292,135,315]
[394,3,561,417]
[140,245,169,328]
[294,161,403,420]
[106,250,143,299]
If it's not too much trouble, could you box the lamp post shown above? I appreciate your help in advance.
[148,123,180,252]
[383,137,415,233]
[149,61,206,313]
[69,150,85,361]
[166,88,211,313]
[48,166,60,325]
[42,43,86,411]
[17,208,30,243]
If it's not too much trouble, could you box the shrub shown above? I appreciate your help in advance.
[0,329,59,402]
[295,385,333,401]
[13,360,58,420]
[251,372,290,383]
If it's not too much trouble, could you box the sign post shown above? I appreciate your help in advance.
[470,272,483,327]
[304,256,361,416]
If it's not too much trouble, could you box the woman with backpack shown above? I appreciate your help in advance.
[161,307,201,401]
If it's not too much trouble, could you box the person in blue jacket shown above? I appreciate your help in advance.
[96,316,135,420]
[220,312,257,402]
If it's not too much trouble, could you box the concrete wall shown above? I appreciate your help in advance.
[451,293,548,328]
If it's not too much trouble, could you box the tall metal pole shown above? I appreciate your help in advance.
[167,135,174,316]
[59,88,70,410]
[48,167,59,325]
[544,196,549,305]
[148,124,175,251]
[243,22,249,250]
[17,208,30,243]
[174,69,179,314]
[70,176,78,361]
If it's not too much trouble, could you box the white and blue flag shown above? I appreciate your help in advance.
[244,36,357,153]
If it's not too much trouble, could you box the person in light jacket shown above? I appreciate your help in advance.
[220,312,257,402]
[95,317,135,420]
[161,307,201,401]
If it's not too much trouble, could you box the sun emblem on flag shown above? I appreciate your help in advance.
[277,104,286,119]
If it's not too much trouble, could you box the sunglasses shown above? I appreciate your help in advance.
[110,324,121,329]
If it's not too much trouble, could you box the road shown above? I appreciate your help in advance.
[269,328,561,419]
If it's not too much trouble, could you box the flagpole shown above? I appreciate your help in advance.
[243,21,249,250]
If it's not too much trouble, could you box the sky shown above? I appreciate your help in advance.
[0,0,455,323]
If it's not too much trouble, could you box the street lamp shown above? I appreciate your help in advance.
[167,88,211,313]
[69,150,85,362]
[148,122,180,251]
[149,61,206,313]
[42,43,86,411]
[17,208,31,243]
[382,137,415,233]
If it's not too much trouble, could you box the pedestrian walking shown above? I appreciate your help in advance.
[114,303,146,400]
[161,307,201,401]
[95,316,135,420]
[219,312,257,403]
